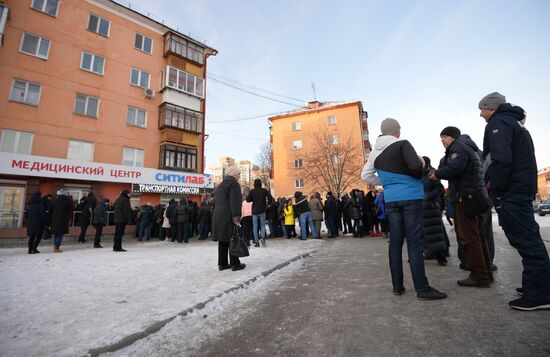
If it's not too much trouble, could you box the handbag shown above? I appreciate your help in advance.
[229,226,249,258]
[460,188,489,217]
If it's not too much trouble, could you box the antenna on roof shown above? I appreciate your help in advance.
[311,82,317,101]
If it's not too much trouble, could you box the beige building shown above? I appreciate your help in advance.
[207,156,260,192]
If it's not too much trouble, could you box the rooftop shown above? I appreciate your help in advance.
[269,100,363,120]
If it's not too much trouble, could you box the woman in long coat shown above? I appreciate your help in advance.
[92,197,108,248]
[51,191,74,253]
[26,192,45,254]
[212,166,245,271]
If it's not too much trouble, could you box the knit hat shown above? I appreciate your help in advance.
[380,118,401,135]
[478,92,506,110]
[225,166,241,177]
[440,126,461,139]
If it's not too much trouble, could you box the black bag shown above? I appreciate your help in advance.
[460,188,489,217]
[229,227,249,258]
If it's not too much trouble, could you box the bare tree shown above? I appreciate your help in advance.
[291,128,365,197]
[255,142,273,190]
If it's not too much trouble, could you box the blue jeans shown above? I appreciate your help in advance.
[252,213,266,244]
[54,234,63,248]
[327,215,338,237]
[495,196,550,302]
[298,211,316,239]
[280,221,287,238]
[268,219,276,238]
[386,199,430,292]
[199,223,209,239]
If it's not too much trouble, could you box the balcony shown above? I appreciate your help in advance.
[164,32,204,66]
[159,102,203,134]
[159,143,198,172]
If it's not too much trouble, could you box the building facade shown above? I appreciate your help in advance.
[269,101,372,198]
[537,167,550,200]
[0,0,216,229]
[207,156,261,193]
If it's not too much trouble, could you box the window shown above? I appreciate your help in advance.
[295,178,304,188]
[164,32,204,65]
[160,144,197,171]
[80,52,105,75]
[329,134,338,145]
[160,103,203,134]
[333,175,340,184]
[74,94,99,117]
[67,140,94,161]
[135,33,152,54]
[20,32,50,59]
[9,79,41,106]
[362,130,369,141]
[131,68,150,88]
[123,147,144,167]
[165,66,204,98]
[31,0,59,17]
[332,154,339,165]
[127,106,146,128]
[292,140,302,150]
[0,130,33,154]
[87,14,110,37]
[327,115,337,125]
[293,159,303,168]
[292,122,301,131]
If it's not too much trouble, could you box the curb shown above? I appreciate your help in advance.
[86,250,318,357]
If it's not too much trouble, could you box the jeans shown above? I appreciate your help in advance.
[327,215,338,237]
[495,196,550,301]
[252,213,266,243]
[386,199,430,292]
[94,225,103,246]
[299,211,316,239]
[78,224,88,242]
[280,221,287,238]
[268,219,276,238]
[54,234,63,248]
[199,223,209,239]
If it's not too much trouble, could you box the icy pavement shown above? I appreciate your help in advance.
[0,238,324,357]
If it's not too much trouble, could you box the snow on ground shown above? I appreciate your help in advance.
[0,238,324,357]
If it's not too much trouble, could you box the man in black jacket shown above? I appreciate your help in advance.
[480,92,550,311]
[246,179,273,247]
[113,189,132,252]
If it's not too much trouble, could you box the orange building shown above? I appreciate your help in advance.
[269,101,372,198]
[0,0,216,230]
[537,167,550,200]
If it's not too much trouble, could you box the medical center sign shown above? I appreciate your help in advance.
[0,153,214,189]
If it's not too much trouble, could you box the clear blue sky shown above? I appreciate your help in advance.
[123,0,550,170]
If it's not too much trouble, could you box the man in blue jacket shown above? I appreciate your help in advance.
[480,92,550,311]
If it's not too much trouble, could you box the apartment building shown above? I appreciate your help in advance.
[538,167,550,200]
[0,0,216,229]
[207,156,261,193]
[269,101,372,198]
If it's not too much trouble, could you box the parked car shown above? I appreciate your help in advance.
[538,200,550,216]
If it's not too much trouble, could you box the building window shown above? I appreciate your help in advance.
[20,32,50,59]
[135,33,152,54]
[332,154,339,165]
[127,106,146,128]
[74,94,99,118]
[329,134,338,145]
[295,178,304,188]
[292,140,302,150]
[31,0,59,17]
[80,51,105,75]
[362,130,369,141]
[159,103,203,134]
[9,79,41,106]
[327,115,337,125]
[67,140,94,161]
[159,144,197,171]
[165,66,204,98]
[333,175,340,184]
[292,121,301,131]
[164,32,204,65]
[87,13,110,37]
[0,129,33,154]
[123,147,144,167]
[293,159,303,168]
[131,68,150,89]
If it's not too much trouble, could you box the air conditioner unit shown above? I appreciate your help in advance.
[144,88,155,98]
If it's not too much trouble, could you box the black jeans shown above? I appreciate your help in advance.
[114,223,126,250]
[495,196,550,302]
[78,224,89,242]
[94,225,103,246]
[218,241,241,267]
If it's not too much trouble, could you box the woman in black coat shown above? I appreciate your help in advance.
[92,197,108,248]
[212,166,245,271]
[51,191,74,252]
[26,192,45,254]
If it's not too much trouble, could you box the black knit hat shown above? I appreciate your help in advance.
[440,126,461,139]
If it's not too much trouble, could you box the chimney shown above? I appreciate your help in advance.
[307,101,321,109]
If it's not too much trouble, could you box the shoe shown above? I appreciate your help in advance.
[218,265,230,271]
[113,248,127,252]
[509,297,550,311]
[137,238,142,241]
[261,239,266,247]
[393,287,405,296]
[437,257,448,266]
[94,244,104,248]
[417,287,447,300]
[231,263,246,271]
[33,249,40,254]
[459,263,469,271]
[28,251,36,254]
[53,247,63,253]
[254,243,260,247]
[516,287,524,296]
[457,277,491,288]
[491,264,498,271]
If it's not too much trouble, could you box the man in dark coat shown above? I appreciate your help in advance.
[246,178,273,247]
[480,92,550,310]
[341,193,353,234]
[165,199,177,242]
[51,190,74,253]
[78,192,96,243]
[26,192,45,254]
[138,203,154,241]
[325,192,339,238]
[212,166,245,271]
[41,194,53,240]
[113,189,132,252]
[197,201,211,240]
[174,198,191,243]
[92,197,108,248]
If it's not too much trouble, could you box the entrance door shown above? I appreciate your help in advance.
[0,186,26,228]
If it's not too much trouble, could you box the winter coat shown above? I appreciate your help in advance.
[422,169,447,257]
[162,208,171,229]
[93,198,108,227]
[42,196,53,226]
[325,196,339,218]
[174,200,191,223]
[153,204,165,225]
[482,103,537,199]
[374,193,386,220]
[198,205,211,225]
[79,193,96,226]
[26,192,45,237]
[283,204,295,225]
[113,191,132,224]
[350,193,363,220]
[309,198,324,221]
[293,193,310,217]
[51,194,73,235]
[165,200,177,225]
[341,196,352,218]
[267,202,279,221]
[212,175,242,243]
[246,179,273,215]
[140,205,154,226]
